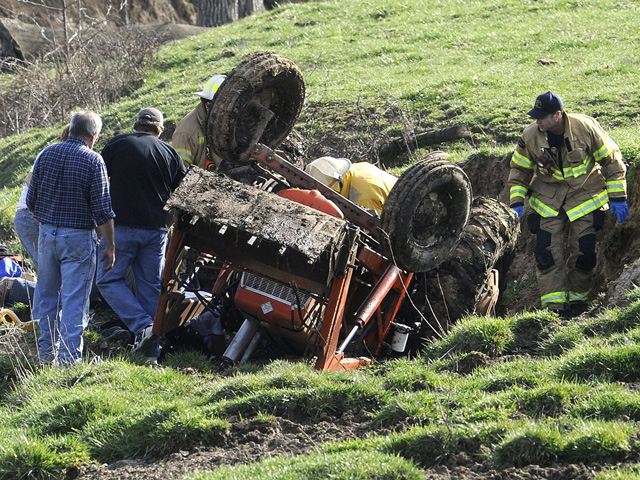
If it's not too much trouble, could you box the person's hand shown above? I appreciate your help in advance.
[610,199,629,223]
[100,245,116,272]
[512,205,523,219]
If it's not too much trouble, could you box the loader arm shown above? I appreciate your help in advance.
[241,143,382,235]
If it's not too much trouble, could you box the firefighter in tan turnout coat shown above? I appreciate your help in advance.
[172,74,226,170]
[508,91,628,317]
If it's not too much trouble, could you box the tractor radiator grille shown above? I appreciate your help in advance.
[241,273,311,306]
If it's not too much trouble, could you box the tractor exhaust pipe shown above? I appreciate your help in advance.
[222,318,259,365]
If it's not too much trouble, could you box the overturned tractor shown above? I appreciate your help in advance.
[150,51,518,370]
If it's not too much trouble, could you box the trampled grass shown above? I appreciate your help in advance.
[1,0,640,478]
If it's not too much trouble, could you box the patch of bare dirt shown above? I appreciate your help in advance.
[76,414,378,480]
[1,0,202,61]
[72,415,610,480]
[0,0,195,27]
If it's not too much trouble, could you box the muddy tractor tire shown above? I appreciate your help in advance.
[208,51,306,164]
[380,152,472,272]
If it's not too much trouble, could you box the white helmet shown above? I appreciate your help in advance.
[195,74,227,100]
[305,156,351,189]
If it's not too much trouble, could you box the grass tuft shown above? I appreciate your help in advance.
[183,449,424,480]
[425,315,515,361]
[556,343,640,382]
[493,421,565,467]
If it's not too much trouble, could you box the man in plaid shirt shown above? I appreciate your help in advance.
[27,110,115,366]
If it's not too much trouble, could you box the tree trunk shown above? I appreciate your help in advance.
[0,19,24,62]
[196,0,266,27]
[379,125,470,160]
[239,0,265,18]
[196,0,239,27]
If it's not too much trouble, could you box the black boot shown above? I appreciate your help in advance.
[569,301,588,318]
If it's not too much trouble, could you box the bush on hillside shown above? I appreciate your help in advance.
[0,28,159,137]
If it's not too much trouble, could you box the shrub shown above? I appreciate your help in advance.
[0,28,159,138]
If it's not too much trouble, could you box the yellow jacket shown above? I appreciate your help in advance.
[172,102,222,170]
[338,163,397,215]
[508,113,626,221]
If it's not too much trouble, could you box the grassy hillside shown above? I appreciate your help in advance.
[2,0,640,233]
[1,0,640,479]
[5,294,640,479]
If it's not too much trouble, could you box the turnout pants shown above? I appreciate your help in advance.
[528,209,603,310]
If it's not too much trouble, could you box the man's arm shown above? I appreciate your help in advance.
[171,129,197,168]
[507,137,535,217]
[26,158,41,212]
[591,121,627,201]
[96,219,115,272]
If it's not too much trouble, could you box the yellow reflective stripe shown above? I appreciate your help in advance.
[550,168,564,180]
[512,151,533,169]
[510,185,527,202]
[198,136,206,145]
[606,179,626,194]
[565,190,608,221]
[569,291,588,302]
[593,142,610,162]
[541,291,568,306]
[529,197,559,217]
[176,148,194,165]
[562,156,590,178]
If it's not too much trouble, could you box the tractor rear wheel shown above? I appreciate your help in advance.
[208,51,306,164]
[380,152,472,272]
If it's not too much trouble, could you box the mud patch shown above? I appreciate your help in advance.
[73,413,608,480]
[76,414,378,480]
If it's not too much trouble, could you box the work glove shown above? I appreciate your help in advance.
[512,205,523,219]
[610,199,629,223]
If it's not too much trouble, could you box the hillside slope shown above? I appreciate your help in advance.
[2,2,640,480]
[1,0,640,312]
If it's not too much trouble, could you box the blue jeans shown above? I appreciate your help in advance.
[13,209,40,320]
[37,224,97,364]
[14,209,39,269]
[96,225,167,357]
[0,277,36,306]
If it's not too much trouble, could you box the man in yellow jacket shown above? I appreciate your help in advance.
[172,74,226,170]
[305,156,397,216]
[508,91,628,317]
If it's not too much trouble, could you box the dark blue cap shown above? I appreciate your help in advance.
[527,91,564,119]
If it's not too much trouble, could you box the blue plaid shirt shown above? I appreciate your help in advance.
[27,137,115,229]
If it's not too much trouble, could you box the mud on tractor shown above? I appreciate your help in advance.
[150,52,497,371]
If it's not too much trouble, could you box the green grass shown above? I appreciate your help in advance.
[2,0,640,478]
[2,297,640,477]
[183,450,425,480]
[596,465,640,480]
[2,0,640,234]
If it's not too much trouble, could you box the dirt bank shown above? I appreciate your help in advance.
[0,0,200,61]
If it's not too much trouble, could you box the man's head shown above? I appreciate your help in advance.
[305,156,351,191]
[528,91,565,134]
[134,107,164,136]
[528,91,564,119]
[69,110,102,147]
[195,74,227,101]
